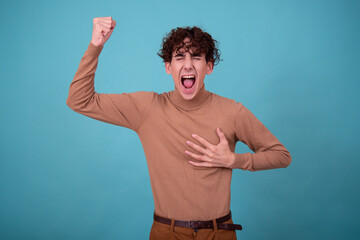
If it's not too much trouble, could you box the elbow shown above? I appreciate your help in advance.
[66,96,76,110]
[66,95,81,111]
[281,150,292,168]
[66,93,95,112]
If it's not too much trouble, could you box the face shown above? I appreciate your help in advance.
[165,39,214,100]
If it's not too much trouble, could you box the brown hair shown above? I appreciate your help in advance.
[158,26,221,66]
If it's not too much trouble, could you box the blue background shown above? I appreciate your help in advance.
[1,0,359,239]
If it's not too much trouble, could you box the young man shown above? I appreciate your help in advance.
[67,17,291,240]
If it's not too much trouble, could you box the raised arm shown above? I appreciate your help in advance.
[66,17,154,131]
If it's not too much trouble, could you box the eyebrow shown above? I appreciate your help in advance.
[174,53,185,57]
[173,53,202,57]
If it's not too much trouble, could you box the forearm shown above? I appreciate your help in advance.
[66,42,103,111]
[232,145,291,171]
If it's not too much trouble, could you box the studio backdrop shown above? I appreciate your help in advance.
[0,0,359,239]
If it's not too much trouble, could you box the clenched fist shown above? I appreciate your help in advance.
[91,17,116,47]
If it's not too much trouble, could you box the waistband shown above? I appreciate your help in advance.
[153,211,242,231]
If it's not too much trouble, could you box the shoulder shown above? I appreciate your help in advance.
[125,91,158,98]
[124,91,160,103]
[209,92,244,111]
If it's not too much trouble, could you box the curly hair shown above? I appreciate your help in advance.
[158,26,221,66]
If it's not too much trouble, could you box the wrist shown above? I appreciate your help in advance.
[90,40,103,47]
[228,152,236,169]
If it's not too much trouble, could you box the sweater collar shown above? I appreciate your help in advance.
[168,84,211,110]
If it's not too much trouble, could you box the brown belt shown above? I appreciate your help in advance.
[153,211,242,231]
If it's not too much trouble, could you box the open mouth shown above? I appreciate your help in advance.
[181,75,196,89]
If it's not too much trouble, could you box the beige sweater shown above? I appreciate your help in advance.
[67,42,291,221]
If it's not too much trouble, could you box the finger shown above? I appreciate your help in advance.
[186,141,212,156]
[188,161,221,168]
[95,16,112,20]
[94,18,113,25]
[184,150,203,161]
[95,22,112,30]
[93,24,112,37]
[191,134,214,151]
[95,23,112,36]
[216,128,228,143]
[104,29,114,38]
[185,150,212,162]
[97,16,112,21]
[111,20,116,29]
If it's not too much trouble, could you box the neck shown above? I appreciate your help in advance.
[169,84,210,110]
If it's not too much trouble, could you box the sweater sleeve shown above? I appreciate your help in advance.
[232,102,291,171]
[66,42,154,131]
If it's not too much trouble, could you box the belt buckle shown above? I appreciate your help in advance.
[189,221,199,229]
[189,221,201,232]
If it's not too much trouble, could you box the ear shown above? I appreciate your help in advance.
[206,61,214,75]
[165,62,171,74]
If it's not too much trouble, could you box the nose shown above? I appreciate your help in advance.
[183,55,193,70]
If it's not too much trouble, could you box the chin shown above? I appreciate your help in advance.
[181,93,196,100]
[179,85,198,100]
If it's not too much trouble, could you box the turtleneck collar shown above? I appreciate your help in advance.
[168,84,211,110]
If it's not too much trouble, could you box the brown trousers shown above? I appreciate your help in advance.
[149,218,237,240]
